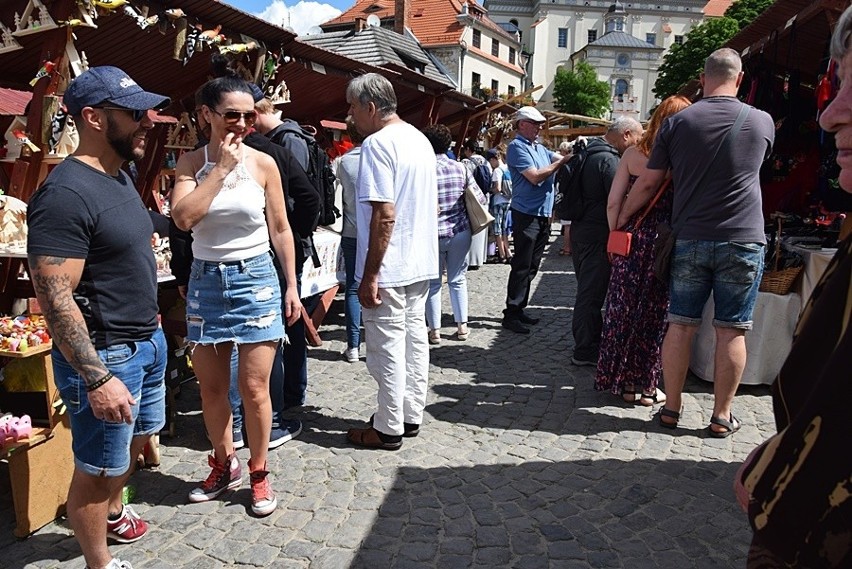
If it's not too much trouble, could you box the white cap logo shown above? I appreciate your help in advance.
[119,77,137,89]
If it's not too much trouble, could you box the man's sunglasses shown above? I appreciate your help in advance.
[208,108,258,124]
[93,106,148,122]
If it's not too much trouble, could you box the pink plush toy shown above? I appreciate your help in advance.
[0,413,32,443]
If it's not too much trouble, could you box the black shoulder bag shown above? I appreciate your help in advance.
[653,103,750,283]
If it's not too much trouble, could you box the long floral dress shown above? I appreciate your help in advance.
[595,176,673,395]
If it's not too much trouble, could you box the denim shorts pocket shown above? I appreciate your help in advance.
[100,342,137,366]
[245,259,276,279]
[720,242,763,284]
[189,261,203,281]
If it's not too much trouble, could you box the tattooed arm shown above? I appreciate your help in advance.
[28,255,135,424]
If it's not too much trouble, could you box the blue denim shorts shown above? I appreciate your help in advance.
[668,240,765,329]
[52,327,167,477]
[186,252,284,345]
[490,202,510,236]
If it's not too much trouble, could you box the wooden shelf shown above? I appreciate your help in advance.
[0,425,51,459]
[0,341,52,358]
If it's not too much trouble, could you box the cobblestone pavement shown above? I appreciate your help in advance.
[1,230,775,568]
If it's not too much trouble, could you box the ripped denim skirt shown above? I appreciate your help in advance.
[186,251,284,345]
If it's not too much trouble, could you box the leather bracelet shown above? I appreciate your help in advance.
[86,371,114,392]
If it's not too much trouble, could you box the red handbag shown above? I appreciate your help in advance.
[607,178,671,257]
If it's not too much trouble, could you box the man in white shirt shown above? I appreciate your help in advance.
[345,73,438,450]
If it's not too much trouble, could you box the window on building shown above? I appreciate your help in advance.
[471,72,481,94]
[491,80,499,96]
[646,32,656,45]
[674,34,684,45]
[508,85,515,96]
[472,29,481,48]
[509,47,516,64]
[588,29,597,43]
[492,38,499,57]
[615,79,629,97]
[558,28,568,48]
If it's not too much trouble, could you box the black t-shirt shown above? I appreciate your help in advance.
[648,97,774,243]
[27,157,159,349]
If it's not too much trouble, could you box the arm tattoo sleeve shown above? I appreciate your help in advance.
[29,256,107,384]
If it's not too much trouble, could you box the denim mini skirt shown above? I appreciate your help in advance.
[186,251,284,345]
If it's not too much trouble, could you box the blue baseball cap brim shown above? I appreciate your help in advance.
[63,66,170,116]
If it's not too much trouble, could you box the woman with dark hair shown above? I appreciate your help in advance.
[171,75,301,517]
[594,95,691,405]
[422,124,487,343]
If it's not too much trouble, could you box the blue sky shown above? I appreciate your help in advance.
[222,0,351,34]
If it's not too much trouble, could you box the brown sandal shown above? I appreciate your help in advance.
[346,427,402,450]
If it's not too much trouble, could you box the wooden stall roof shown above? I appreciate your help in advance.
[0,89,32,116]
[725,0,846,85]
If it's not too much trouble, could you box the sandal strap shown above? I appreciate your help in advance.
[659,407,680,420]
[710,414,738,431]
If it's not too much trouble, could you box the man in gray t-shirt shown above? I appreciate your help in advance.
[618,48,774,438]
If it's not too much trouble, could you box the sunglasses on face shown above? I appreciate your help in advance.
[209,108,258,124]
[94,106,148,122]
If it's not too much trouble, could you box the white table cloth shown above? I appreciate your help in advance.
[690,291,801,386]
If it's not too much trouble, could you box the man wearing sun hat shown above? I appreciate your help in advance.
[27,66,169,569]
[502,106,571,334]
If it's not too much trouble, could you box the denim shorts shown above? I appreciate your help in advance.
[668,240,765,329]
[53,327,167,477]
[490,202,510,236]
[187,251,284,345]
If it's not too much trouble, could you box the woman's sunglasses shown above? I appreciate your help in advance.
[209,108,258,124]
[94,106,148,122]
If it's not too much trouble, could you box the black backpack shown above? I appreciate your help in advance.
[269,121,340,227]
[554,143,618,222]
[471,161,492,194]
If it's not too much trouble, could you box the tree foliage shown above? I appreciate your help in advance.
[552,61,611,118]
[653,17,740,99]
[724,0,775,30]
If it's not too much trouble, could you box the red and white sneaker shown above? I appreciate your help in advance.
[249,463,277,516]
[106,505,148,543]
[188,454,241,503]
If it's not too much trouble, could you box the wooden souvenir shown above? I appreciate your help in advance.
[0,195,28,247]
[3,116,29,161]
[268,80,291,105]
[0,21,23,54]
[12,0,58,37]
[165,112,198,150]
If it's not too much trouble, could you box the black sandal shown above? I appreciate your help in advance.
[657,407,680,429]
[639,388,666,407]
[708,415,741,438]
[621,385,639,404]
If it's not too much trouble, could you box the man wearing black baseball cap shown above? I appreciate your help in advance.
[27,66,169,569]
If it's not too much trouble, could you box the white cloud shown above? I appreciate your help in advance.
[254,1,342,36]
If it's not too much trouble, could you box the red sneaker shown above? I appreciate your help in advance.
[249,463,277,516]
[106,505,148,543]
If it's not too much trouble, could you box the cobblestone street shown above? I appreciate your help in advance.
[1,230,774,568]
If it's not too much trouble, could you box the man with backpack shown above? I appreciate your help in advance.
[253,99,327,432]
[502,106,572,333]
[565,117,642,366]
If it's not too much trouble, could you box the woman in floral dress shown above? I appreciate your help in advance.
[595,96,692,405]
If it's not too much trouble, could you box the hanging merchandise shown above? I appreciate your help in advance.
[183,25,201,65]
[29,58,57,86]
[172,16,187,61]
[12,0,58,36]
[91,0,127,10]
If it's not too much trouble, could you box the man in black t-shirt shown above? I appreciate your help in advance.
[27,66,168,569]
[618,49,774,438]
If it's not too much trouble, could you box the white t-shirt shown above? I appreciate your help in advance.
[355,121,438,287]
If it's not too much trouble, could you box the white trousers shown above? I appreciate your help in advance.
[363,280,430,436]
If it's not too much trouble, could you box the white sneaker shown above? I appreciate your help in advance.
[104,559,133,569]
[344,347,359,363]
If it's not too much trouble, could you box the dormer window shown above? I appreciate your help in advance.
[365,4,383,12]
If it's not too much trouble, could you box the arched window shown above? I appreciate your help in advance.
[615,79,629,97]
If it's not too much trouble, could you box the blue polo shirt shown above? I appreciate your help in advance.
[506,134,558,217]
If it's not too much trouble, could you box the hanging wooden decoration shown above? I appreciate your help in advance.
[267,81,291,105]
[123,4,154,30]
[172,17,187,61]
[66,36,89,77]
[165,113,198,150]
[91,0,127,11]
[183,25,201,65]
[219,41,258,55]
[30,58,58,87]
[12,0,58,36]
[0,22,23,55]
[3,116,29,160]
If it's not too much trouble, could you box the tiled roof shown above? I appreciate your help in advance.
[587,31,664,50]
[299,27,455,87]
[321,0,518,47]
[0,88,31,116]
[704,0,735,18]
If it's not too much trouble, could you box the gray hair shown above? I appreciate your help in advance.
[608,117,641,135]
[830,5,852,61]
[346,73,397,117]
[704,48,742,81]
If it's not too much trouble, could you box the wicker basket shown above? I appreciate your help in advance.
[759,265,802,295]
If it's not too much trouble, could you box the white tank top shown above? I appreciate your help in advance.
[190,146,270,262]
